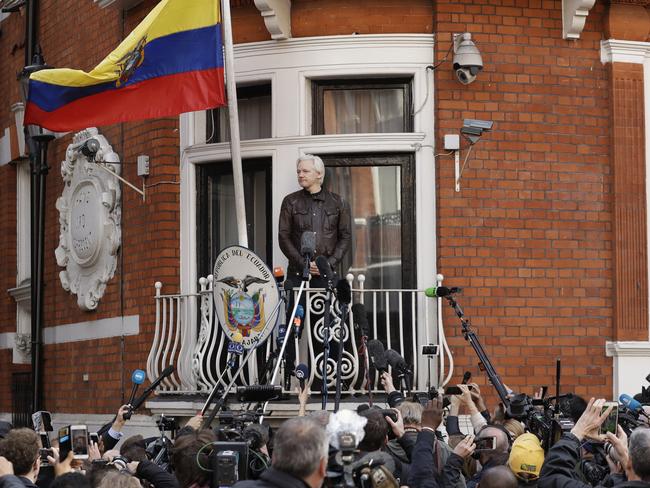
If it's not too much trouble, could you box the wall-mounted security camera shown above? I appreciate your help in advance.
[461,118,493,144]
[453,33,483,85]
[80,138,100,160]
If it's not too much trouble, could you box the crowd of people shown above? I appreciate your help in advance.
[0,372,649,488]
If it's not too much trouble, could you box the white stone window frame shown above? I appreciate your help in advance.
[180,34,437,299]
[601,39,650,397]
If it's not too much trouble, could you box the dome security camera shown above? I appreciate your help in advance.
[452,33,483,85]
[80,138,100,160]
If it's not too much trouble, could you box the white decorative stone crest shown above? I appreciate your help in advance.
[55,128,121,311]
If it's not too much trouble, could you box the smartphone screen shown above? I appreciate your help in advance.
[445,386,462,395]
[421,345,439,356]
[89,433,99,445]
[39,432,51,449]
[600,402,618,435]
[475,436,497,450]
[58,426,71,461]
[70,425,88,459]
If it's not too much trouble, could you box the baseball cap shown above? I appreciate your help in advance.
[508,433,544,480]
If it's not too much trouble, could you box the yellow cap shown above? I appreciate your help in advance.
[508,433,544,480]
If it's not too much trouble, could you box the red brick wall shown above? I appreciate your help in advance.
[434,0,613,400]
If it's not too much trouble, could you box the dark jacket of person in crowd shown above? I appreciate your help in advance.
[233,467,309,488]
[406,429,465,488]
[538,433,650,488]
[135,461,179,488]
[0,476,25,488]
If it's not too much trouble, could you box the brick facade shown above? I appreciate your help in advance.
[0,0,646,414]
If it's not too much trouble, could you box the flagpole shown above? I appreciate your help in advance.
[221,0,248,248]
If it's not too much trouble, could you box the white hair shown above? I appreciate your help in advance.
[297,154,325,184]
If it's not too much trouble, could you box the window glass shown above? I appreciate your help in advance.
[206,84,271,143]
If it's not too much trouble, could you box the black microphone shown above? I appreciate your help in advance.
[300,231,316,257]
[367,339,387,373]
[301,231,316,280]
[336,279,351,305]
[315,255,334,286]
[425,286,462,298]
[352,303,369,336]
[295,363,309,390]
[385,349,412,391]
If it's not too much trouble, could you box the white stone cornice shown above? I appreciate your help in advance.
[606,340,650,357]
[254,0,291,40]
[563,0,597,39]
[601,39,650,64]
[7,282,30,304]
[183,133,427,165]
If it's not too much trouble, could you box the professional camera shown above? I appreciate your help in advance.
[207,410,270,487]
[324,410,399,488]
[145,414,178,472]
[506,394,574,451]
[579,442,610,486]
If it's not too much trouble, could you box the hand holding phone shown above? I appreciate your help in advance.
[600,402,618,436]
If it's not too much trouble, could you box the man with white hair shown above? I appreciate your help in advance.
[278,154,351,285]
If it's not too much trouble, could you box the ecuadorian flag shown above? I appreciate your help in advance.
[24,0,226,131]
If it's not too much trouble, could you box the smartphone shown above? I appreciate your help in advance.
[600,402,618,435]
[58,426,72,461]
[39,448,53,466]
[39,432,51,449]
[475,436,497,451]
[89,432,99,445]
[70,425,89,459]
[421,344,439,356]
[381,409,398,424]
[444,385,475,395]
[32,411,53,432]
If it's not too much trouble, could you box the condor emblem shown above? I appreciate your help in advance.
[213,246,279,350]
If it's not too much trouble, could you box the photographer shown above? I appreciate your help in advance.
[171,429,216,488]
[233,417,328,488]
[538,397,650,488]
[466,425,511,488]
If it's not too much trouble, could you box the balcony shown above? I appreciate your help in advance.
[145,274,451,414]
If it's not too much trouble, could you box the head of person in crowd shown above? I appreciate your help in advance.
[119,435,147,462]
[478,465,518,488]
[475,424,511,468]
[357,409,389,452]
[86,462,118,488]
[51,473,91,488]
[0,421,13,440]
[396,401,422,429]
[502,419,525,441]
[271,417,328,488]
[308,410,331,428]
[0,428,41,481]
[627,427,650,482]
[97,471,140,488]
[172,429,216,488]
[560,393,588,423]
[508,433,544,483]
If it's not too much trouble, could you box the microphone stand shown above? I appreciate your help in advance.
[333,301,348,412]
[321,277,335,410]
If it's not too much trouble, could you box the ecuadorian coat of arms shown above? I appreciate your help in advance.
[213,246,279,350]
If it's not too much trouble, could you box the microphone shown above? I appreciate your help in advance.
[620,393,650,418]
[315,255,333,279]
[425,286,462,298]
[124,365,175,419]
[295,363,309,390]
[301,231,316,280]
[127,369,146,406]
[385,349,412,391]
[294,304,305,339]
[273,266,285,283]
[336,279,352,305]
[367,339,388,374]
[300,231,316,257]
[352,303,369,336]
[226,331,245,368]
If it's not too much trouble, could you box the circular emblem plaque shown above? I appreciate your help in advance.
[70,182,102,266]
[213,246,279,350]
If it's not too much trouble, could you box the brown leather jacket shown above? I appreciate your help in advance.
[278,188,351,275]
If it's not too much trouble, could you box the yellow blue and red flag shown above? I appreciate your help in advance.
[24,0,225,131]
